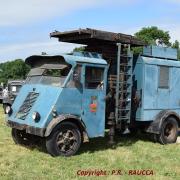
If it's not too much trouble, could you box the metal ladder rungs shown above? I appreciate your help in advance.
[119,73,131,76]
[118,116,130,119]
[118,109,131,111]
[118,99,131,103]
[120,54,132,58]
[115,43,133,124]
[119,63,132,66]
[109,81,132,85]
[118,90,131,93]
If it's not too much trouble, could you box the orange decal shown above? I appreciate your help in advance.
[90,103,97,112]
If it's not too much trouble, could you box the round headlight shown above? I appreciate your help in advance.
[32,112,40,122]
[6,106,12,115]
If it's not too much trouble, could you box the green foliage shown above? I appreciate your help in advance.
[73,46,85,52]
[134,27,180,59]
[177,50,180,60]
[135,26,171,46]
[172,40,180,60]
[0,59,30,84]
[132,47,143,56]
[172,40,179,49]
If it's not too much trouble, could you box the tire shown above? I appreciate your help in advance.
[129,127,139,136]
[46,122,82,157]
[3,104,7,114]
[11,128,34,146]
[158,117,178,144]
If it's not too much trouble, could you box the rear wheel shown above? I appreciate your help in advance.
[46,122,82,157]
[129,127,139,136]
[158,117,178,144]
[11,128,34,146]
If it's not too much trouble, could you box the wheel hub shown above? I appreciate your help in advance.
[57,130,75,151]
[165,124,173,137]
[64,138,71,145]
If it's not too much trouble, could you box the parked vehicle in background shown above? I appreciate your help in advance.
[3,80,24,113]
[0,85,3,103]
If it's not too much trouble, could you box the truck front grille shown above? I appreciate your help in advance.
[16,92,39,120]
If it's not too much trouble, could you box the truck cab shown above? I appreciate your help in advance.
[7,52,108,156]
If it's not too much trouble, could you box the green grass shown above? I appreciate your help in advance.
[0,106,179,180]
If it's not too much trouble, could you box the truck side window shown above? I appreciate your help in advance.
[158,66,169,89]
[67,65,82,88]
[85,67,104,89]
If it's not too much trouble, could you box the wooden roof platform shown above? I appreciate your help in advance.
[50,28,146,46]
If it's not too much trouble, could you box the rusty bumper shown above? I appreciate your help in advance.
[7,120,45,137]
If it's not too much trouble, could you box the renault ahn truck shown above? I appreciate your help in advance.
[6,29,180,156]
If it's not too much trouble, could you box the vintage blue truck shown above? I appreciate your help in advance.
[6,29,180,156]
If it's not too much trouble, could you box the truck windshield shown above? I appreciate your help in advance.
[26,65,71,87]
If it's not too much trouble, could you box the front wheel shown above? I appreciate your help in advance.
[158,117,178,144]
[11,128,34,146]
[46,122,82,157]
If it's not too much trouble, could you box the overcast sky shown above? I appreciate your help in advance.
[0,0,180,62]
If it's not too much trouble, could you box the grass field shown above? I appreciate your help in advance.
[0,106,179,180]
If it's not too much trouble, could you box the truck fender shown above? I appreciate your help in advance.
[146,110,180,134]
[44,114,89,142]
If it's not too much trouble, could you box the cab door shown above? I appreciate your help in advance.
[82,64,107,138]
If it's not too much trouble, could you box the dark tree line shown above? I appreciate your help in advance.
[0,59,30,84]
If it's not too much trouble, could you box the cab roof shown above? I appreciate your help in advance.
[25,53,107,68]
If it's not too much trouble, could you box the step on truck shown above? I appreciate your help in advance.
[6,28,180,156]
